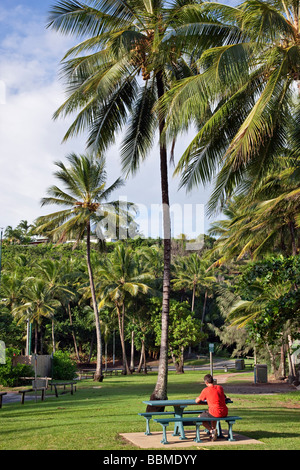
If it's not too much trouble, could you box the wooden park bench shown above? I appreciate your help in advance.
[244,362,254,369]
[153,415,242,444]
[0,392,7,408]
[18,388,46,405]
[140,365,152,372]
[49,381,77,397]
[103,369,121,376]
[78,369,96,379]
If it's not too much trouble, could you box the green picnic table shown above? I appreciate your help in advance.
[142,398,234,441]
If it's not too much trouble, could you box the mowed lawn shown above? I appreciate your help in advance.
[0,371,299,450]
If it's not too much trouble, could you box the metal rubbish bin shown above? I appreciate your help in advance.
[235,359,245,370]
[254,364,268,383]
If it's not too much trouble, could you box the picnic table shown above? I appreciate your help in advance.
[142,398,235,443]
[78,369,96,379]
[103,369,122,376]
[49,381,77,397]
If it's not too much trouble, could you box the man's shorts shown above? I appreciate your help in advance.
[201,411,215,418]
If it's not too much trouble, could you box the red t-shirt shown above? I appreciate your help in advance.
[197,385,228,418]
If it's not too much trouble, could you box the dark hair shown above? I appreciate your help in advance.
[204,374,214,384]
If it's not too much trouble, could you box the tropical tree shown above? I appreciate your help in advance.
[0,273,25,310]
[207,157,300,265]
[228,256,300,378]
[97,244,150,374]
[151,297,205,373]
[35,258,80,354]
[12,279,60,354]
[172,253,216,315]
[47,0,213,399]
[34,152,124,381]
[161,0,300,214]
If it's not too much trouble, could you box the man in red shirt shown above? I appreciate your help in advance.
[195,374,229,441]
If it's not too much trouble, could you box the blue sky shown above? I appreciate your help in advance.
[0,0,228,238]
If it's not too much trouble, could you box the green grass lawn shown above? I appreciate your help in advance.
[0,370,299,450]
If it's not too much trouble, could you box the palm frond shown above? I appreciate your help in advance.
[121,79,157,176]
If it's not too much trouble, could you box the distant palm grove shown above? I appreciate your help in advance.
[1,0,300,397]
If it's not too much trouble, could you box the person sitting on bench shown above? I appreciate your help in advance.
[195,374,229,441]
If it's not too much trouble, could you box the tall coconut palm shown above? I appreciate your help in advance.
[34,152,124,381]
[47,0,212,399]
[172,254,216,314]
[12,279,60,355]
[172,253,216,351]
[35,259,78,354]
[161,0,300,214]
[97,244,150,374]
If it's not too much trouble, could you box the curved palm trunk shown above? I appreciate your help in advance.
[130,327,135,372]
[191,281,196,313]
[67,303,80,362]
[148,71,171,406]
[86,223,103,381]
[52,318,56,354]
[199,289,208,349]
[116,303,131,374]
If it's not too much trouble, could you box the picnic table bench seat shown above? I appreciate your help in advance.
[49,381,77,397]
[139,410,203,435]
[0,392,7,408]
[18,388,46,405]
[153,416,242,444]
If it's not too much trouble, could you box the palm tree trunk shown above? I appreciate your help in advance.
[105,340,108,372]
[189,282,196,355]
[287,334,296,379]
[67,303,80,362]
[199,290,208,349]
[191,282,196,312]
[148,71,171,406]
[86,222,103,381]
[117,303,131,375]
[88,332,95,363]
[130,327,135,372]
[288,221,297,256]
[34,323,38,354]
[113,329,115,366]
[52,318,56,354]
[137,340,145,373]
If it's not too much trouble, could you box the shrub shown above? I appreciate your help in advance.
[0,348,34,387]
[52,351,77,380]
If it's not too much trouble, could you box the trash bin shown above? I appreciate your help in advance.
[235,359,245,370]
[254,364,268,383]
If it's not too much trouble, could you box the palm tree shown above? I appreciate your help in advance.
[97,244,150,375]
[34,152,124,381]
[0,272,24,310]
[35,259,76,353]
[161,0,300,214]
[12,279,60,354]
[59,256,87,362]
[47,0,209,399]
[172,253,216,314]
[172,253,216,351]
[207,157,300,264]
